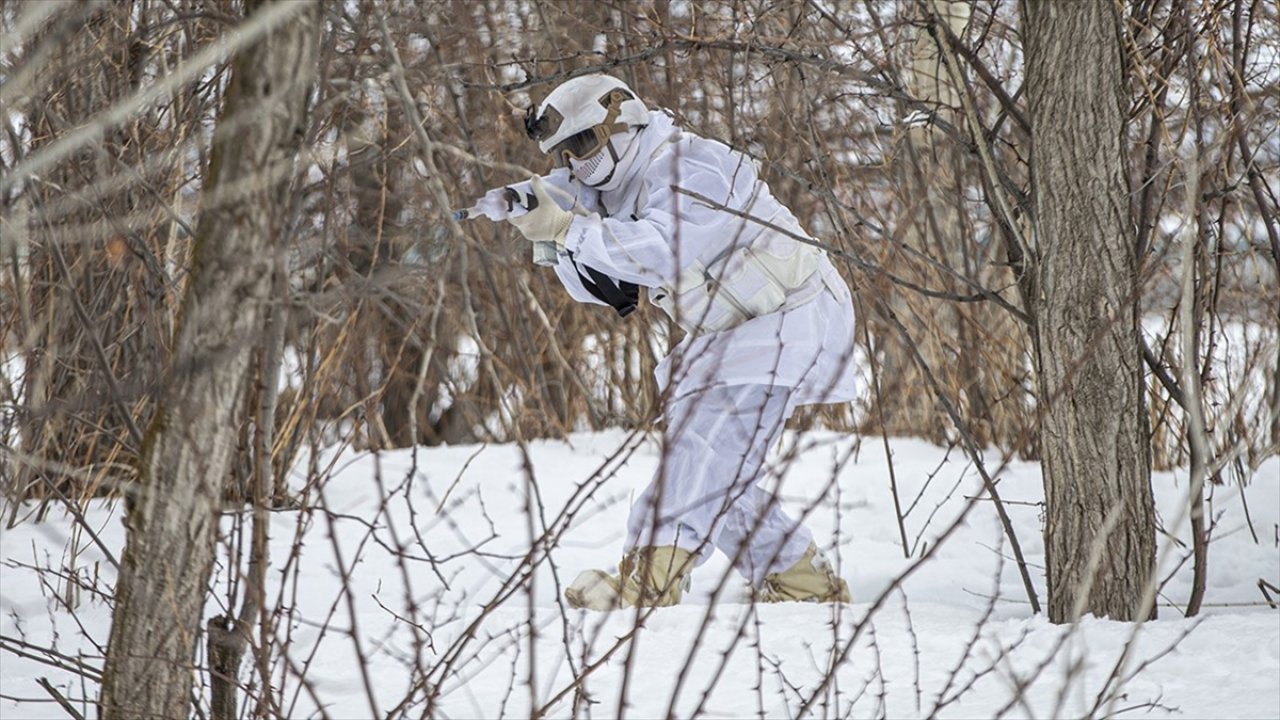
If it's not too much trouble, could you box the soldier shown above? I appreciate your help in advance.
[508,74,855,609]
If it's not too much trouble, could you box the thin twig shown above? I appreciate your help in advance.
[36,677,85,720]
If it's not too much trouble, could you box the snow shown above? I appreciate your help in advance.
[2,430,1277,718]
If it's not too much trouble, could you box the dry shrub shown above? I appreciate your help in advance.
[2,0,1276,511]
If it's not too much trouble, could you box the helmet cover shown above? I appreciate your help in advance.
[524,74,649,164]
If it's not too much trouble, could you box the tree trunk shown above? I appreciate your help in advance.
[1022,0,1157,622]
[99,2,319,717]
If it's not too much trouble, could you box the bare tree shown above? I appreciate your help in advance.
[98,2,320,716]
[1021,0,1156,622]
[13,3,173,513]
[871,0,1034,452]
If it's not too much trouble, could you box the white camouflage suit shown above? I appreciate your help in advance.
[534,110,858,584]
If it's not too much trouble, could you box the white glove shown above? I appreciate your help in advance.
[507,176,572,249]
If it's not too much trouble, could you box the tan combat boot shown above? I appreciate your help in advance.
[760,543,851,603]
[565,546,695,611]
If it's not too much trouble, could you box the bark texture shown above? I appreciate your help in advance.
[1023,0,1157,622]
[99,2,319,716]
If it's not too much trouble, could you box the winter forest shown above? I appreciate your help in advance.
[1,0,1278,718]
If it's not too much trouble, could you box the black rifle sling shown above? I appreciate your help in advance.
[575,258,638,317]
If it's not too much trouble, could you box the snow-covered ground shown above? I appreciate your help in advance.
[2,430,1277,718]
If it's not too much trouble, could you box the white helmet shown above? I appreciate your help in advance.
[524,74,649,168]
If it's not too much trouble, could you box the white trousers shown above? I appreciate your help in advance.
[625,384,814,585]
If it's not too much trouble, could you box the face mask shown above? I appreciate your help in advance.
[569,128,642,189]
[569,137,618,187]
